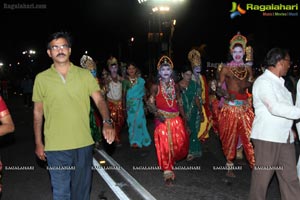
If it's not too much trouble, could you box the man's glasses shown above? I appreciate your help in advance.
[50,44,69,51]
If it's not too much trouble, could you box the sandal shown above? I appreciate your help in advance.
[163,170,175,186]
[225,162,236,178]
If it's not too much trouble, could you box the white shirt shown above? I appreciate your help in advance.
[251,69,300,143]
[295,80,300,139]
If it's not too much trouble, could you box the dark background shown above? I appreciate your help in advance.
[0,0,299,76]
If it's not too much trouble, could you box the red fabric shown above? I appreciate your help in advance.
[0,96,9,118]
[218,103,255,168]
[154,116,189,171]
[228,90,249,100]
[108,100,125,143]
[154,82,189,172]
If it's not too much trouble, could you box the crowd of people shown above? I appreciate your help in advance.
[1,30,299,199]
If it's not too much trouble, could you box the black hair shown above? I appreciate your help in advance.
[47,31,72,49]
[179,65,193,74]
[264,48,289,67]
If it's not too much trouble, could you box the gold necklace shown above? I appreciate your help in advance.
[229,66,248,80]
[129,77,137,87]
[161,80,175,108]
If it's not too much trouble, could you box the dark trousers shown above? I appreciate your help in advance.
[46,145,93,200]
[249,139,300,200]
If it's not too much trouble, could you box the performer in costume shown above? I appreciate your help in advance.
[208,79,220,135]
[105,56,125,145]
[122,62,151,148]
[147,56,189,185]
[188,49,212,141]
[178,65,202,161]
[217,32,255,177]
[80,55,102,147]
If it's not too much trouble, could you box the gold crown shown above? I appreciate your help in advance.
[80,55,96,70]
[107,56,118,67]
[229,32,247,51]
[188,49,201,68]
[157,55,174,70]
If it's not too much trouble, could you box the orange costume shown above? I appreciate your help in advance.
[218,91,255,168]
[218,33,255,170]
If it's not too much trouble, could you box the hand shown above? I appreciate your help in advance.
[35,143,46,161]
[102,124,115,144]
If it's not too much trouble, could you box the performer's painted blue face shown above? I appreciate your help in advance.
[193,65,201,76]
[159,65,172,80]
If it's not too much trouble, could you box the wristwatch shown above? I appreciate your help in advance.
[103,119,113,126]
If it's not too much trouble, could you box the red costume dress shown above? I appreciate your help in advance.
[154,80,189,179]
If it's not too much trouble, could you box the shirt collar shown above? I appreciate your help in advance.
[265,69,285,86]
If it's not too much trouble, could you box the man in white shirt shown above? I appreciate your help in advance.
[249,48,300,200]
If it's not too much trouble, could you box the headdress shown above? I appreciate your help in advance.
[229,32,247,52]
[157,55,174,70]
[188,49,201,68]
[107,56,118,67]
[80,55,96,70]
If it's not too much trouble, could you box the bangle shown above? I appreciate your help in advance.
[103,119,113,126]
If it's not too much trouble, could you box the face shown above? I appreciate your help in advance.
[231,46,245,63]
[109,64,119,78]
[182,70,192,82]
[280,55,291,76]
[193,65,201,76]
[210,80,217,92]
[102,70,108,79]
[127,64,137,78]
[159,65,172,80]
[47,38,71,63]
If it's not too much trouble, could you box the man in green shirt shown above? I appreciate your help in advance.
[33,31,115,200]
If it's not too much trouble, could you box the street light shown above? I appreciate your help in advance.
[138,0,185,57]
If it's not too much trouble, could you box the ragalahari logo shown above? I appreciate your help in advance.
[230,2,246,19]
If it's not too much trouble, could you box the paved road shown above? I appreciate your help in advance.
[1,93,284,200]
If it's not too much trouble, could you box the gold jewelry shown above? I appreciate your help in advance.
[160,79,176,108]
[229,66,248,80]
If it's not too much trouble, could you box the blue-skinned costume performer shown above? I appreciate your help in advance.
[147,56,189,185]
[188,49,212,141]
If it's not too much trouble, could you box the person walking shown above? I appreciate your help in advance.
[249,48,300,200]
[216,33,255,177]
[32,31,115,200]
[147,55,189,185]
[178,65,203,161]
[122,62,151,148]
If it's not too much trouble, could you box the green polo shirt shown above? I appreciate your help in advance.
[32,63,100,151]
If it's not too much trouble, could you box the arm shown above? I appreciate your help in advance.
[146,84,165,122]
[91,90,115,144]
[33,102,46,161]
[216,65,229,98]
[0,114,14,136]
[295,80,300,139]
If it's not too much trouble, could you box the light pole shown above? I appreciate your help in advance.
[138,0,185,66]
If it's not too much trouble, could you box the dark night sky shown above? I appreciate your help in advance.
[0,0,299,72]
